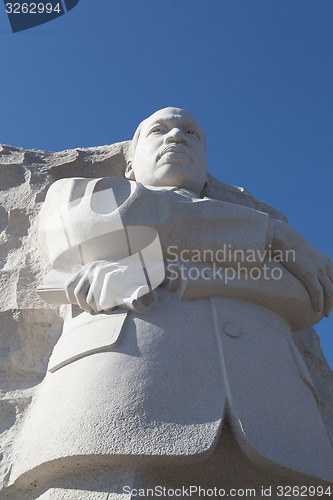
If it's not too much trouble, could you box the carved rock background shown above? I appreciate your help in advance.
[0,142,332,491]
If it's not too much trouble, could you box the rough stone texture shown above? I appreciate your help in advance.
[0,141,130,495]
[0,141,332,498]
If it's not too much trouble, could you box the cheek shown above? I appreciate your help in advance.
[132,154,156,181]
[193,150,207,169]
[132,145,151,167]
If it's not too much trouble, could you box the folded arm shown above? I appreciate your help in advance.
[39,177,333,316]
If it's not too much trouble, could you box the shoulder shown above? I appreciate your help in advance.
[43,177,135,210]
[46,176,132,196]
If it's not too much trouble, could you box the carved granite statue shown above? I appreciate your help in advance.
[2,108,333,497]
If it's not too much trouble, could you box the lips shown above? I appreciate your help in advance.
[158,145,191,160]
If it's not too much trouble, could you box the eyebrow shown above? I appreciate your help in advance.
[143,116,207,151]
[147,118,203,135]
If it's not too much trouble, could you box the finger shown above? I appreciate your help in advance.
[326,262,333,285]
[74,274,94,313]
[99,265,133,311]
[85,288,99,313]
[319,275,333,317]
[302,276,324,313]
[99,268,122,311]
[286,262,323,313]
[65,272,82,305]
[86,265,108,313]
[99,270,123,311]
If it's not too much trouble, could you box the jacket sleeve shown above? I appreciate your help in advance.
[121,182,275,267]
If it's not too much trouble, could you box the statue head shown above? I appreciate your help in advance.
[125,107,207,195]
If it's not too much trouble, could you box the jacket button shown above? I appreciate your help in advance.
[224,322,241,338]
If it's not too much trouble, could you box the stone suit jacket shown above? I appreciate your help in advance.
[11,177,333,484]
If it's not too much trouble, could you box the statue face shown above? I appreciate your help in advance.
[127,107,207,194]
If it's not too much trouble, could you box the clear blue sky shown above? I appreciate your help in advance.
[1,1,333,366]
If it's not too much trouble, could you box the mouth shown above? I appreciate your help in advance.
[158,145,191,161]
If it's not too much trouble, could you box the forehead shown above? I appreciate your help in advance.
[142,108,203,132]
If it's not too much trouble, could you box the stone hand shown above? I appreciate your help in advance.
[64,260,150,314]
[273,220,333,316]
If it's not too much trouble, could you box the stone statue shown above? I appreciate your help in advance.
[3,108,333,498]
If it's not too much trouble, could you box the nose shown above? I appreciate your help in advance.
[165,128,188,145]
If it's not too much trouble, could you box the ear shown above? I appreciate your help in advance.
[125,161,135,180]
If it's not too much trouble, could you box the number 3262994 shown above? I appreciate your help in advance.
[5,3,62,14]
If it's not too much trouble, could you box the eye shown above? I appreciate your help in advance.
[148,125,165,135]
[186,128,199,138]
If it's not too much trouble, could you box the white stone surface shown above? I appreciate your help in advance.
[1,109,333,497]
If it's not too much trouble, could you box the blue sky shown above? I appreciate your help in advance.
[1,0,333,366]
